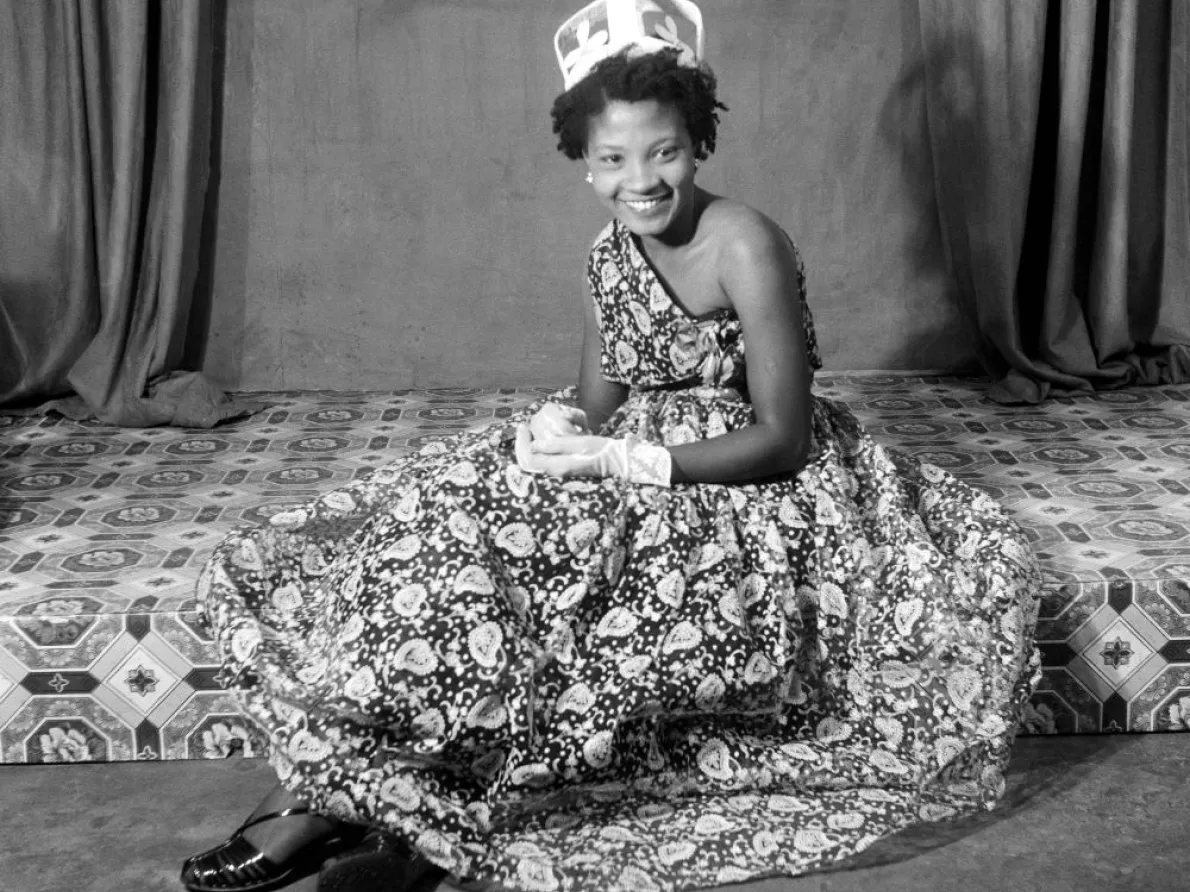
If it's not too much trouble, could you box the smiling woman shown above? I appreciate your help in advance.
[552,48,723,250]
[585,99,699,239]
[533,46,816,485]
[182,3,1043,892]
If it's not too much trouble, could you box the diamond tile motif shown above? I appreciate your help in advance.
[1076,617,1158,690]
[1,378,1188,762]
[106,644,181,715]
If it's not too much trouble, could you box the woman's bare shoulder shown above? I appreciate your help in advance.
[699,198,797,278]
[700,198,792,256]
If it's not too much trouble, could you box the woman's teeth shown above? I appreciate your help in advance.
[623,195,668,212]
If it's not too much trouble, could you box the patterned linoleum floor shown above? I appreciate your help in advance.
[1,375,1188,764]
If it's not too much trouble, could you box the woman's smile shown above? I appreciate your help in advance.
[620,192,672,214]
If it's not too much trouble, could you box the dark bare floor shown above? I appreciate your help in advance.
[0,734,1185,892]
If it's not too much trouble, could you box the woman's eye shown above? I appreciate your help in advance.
[601,155,621,165]
[657,147,677,159]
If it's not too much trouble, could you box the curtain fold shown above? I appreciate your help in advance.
[918,0,1190,403]
[0,0,262,427]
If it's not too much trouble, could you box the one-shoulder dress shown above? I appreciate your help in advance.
[197,219,1042,892]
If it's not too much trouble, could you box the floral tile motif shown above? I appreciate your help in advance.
[0,378,1187,761]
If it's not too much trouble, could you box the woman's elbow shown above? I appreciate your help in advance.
[778,436,811,475]
[752,423,809,478]
[761,425,811,476]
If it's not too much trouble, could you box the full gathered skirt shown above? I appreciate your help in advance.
[198,386,1041,892]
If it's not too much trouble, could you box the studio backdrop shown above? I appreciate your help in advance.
[2,0,1187,413]
[919,0,1190,403]
[0,0,258,427]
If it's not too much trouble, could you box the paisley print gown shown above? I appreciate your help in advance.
[198,219,1042,891]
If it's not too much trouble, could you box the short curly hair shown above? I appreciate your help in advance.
[550,47,728,161]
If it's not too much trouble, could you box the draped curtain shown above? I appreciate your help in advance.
[918,0,1190,403]
[0,0,260,427]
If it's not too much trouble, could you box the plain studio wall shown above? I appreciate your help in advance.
[196,0,977,391]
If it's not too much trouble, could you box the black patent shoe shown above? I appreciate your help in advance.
[181,806,366,892]
[319,829,446,892]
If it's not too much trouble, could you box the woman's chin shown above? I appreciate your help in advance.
[617,205,675,238]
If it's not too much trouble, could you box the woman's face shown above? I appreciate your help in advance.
[584,99,697,243]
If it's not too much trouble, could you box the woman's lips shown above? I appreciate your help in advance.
[620,193,671,214]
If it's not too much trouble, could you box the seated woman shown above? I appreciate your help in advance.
[182,2,1042,890]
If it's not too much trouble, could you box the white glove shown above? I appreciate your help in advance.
[528,402,590,441]
[514,424,671,487]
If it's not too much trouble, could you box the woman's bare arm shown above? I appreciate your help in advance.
[666,210,813,483]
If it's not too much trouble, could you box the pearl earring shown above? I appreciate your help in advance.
[585,171,593,184]
[694,160,700,169]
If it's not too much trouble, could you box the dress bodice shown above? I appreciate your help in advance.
[587,219,822,393]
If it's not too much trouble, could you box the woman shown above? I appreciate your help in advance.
[183,3,1041,890]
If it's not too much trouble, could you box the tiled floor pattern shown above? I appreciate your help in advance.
[1,377,1187,763]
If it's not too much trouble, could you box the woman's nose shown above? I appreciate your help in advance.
[624,160,660,192]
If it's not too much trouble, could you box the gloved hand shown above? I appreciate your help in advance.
[528,402,590,441]
[514,424,671,487]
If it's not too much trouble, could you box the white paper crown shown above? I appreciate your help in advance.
[555,0,705,91]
